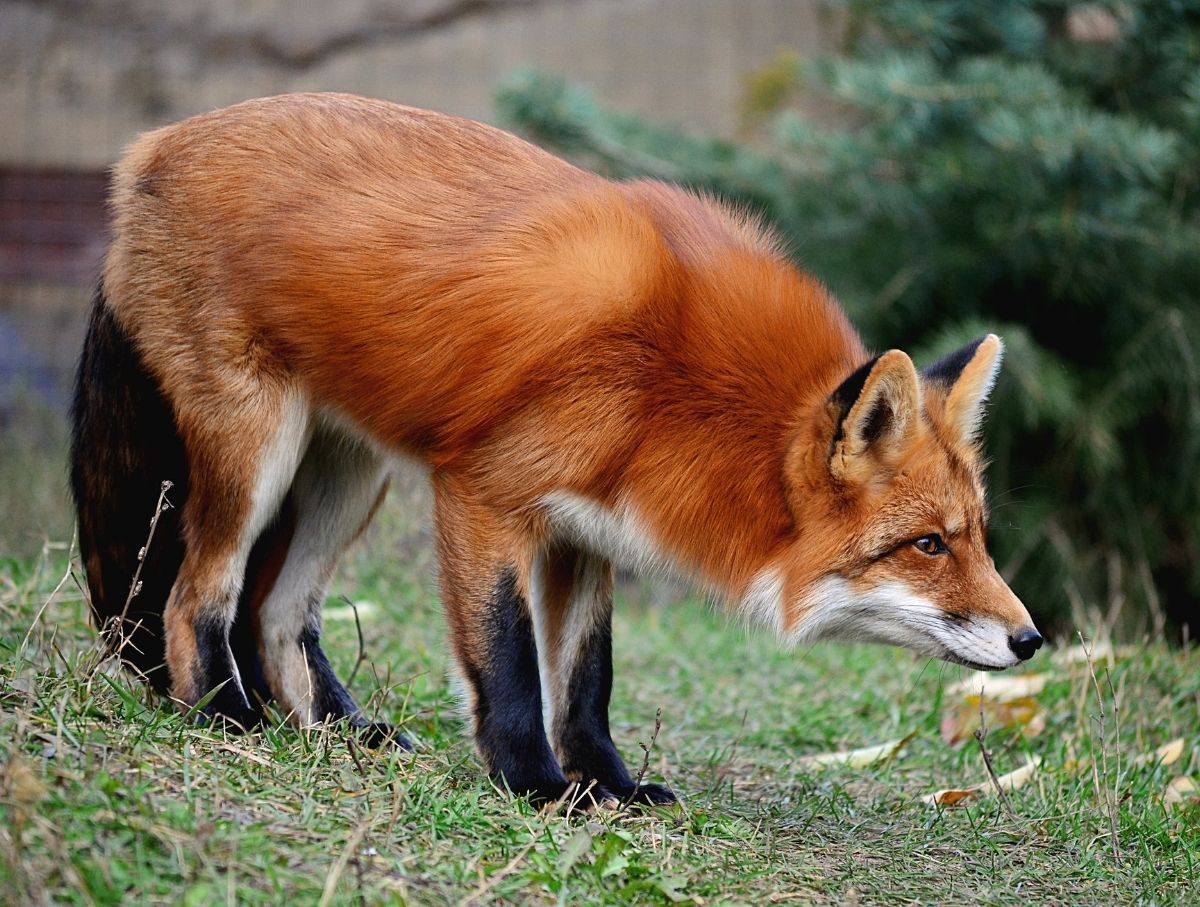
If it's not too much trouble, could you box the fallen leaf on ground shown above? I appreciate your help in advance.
[1163,776,1198,810]
[948,672,1050,700]
[921,757,1042,807]
[922,787,982,807]
[799,731,917,769]
[1134,738,1185,767]
[990,757,1042,793]
[940,695,1046,746]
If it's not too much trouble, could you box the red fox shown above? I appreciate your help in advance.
[71,93,1040,806]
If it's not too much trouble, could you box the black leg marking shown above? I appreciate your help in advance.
[468,570,583,805]
[193,614,262,730]
[555,607,676,807]
[228,507,296,709]
[298,623,358,720]
[229,585,272,709]
[297,617,412,750]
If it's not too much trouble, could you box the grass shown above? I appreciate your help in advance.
[0,394,74,562]
[2,481,1199,905]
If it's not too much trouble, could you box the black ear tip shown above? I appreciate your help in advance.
[921,336,988,387]
[829,355,881,408]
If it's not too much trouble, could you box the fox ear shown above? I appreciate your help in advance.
[921,334,1004,444]
[829,350,923,483]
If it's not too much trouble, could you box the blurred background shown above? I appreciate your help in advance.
[1,0,1197,641]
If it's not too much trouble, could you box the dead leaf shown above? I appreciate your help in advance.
[799,731,917,769]
[940,695,1046,746]
[921,757,1041,807]
[948,672,1050,701]
[1163,776,1198,810]
[1134,738,1185,768]
[922,787,982,807]
[989,756,1041,793]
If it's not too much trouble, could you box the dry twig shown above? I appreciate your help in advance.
[622,707,663,810]
[973,695,1016,820]
[1081,632,1122,865]
[119,480,174,627]
[341,595,368,686]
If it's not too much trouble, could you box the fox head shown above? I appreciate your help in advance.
[781,334,1040,670]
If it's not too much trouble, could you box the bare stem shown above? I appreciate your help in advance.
[1081,631,1122,865]
[974,697,1016,820]
[622,707,663,810]
[119,480,174,625]
[111,480,174,661]
[342,595,368,687]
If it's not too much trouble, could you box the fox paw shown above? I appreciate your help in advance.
[355,721,413,750]
[504,778,621,811]
[612,781,677,806]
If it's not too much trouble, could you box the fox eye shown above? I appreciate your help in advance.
[913,534,948,556]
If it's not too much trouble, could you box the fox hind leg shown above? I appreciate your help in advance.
[532,547,676,806]
[164,389,310,729]
[228,508,297,709]
[253,422,402,745]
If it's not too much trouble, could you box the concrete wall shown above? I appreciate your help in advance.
[0,0,834,413]
[2,0,833,168]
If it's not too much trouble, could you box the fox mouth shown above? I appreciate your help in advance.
[928,615,1020,671]
[940,651,1010,672]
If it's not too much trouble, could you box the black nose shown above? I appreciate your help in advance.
[1008,627,1043,661]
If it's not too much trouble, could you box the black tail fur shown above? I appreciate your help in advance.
[70,285,188,694]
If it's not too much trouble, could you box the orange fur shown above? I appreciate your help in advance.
[95,93,1037,727]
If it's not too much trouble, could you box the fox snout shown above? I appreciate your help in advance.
[982,571,1043,667]
[935,603,1041,672]
[950,572,1043,670]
